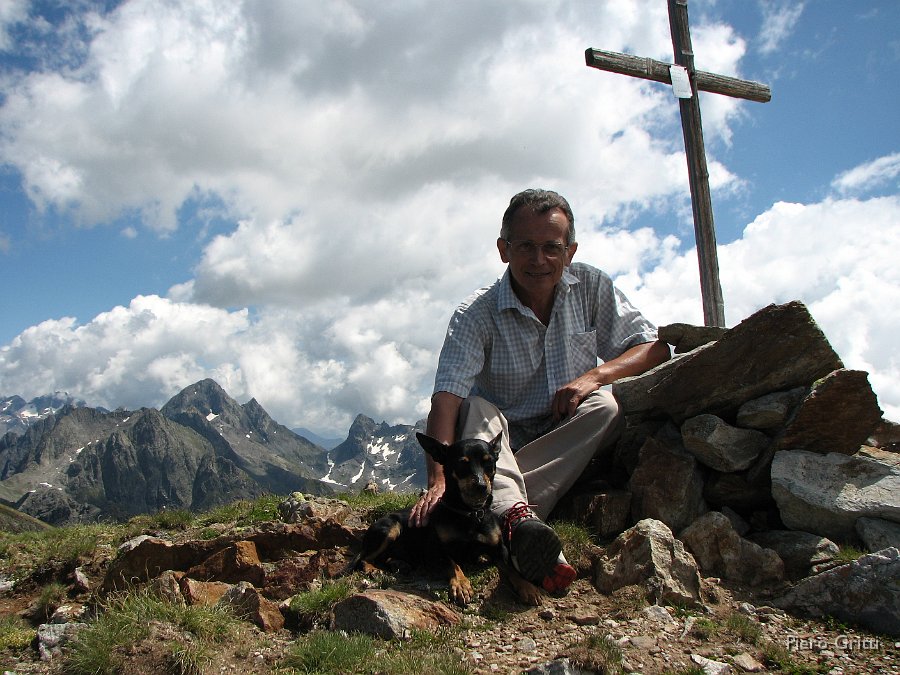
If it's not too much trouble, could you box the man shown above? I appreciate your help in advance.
[410,189,670,594]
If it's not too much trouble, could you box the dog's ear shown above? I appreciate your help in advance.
[487,432,502,461]
[416,432,450,465]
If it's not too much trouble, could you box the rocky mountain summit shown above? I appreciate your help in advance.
[0,393,92,437]
[0,380,426,526]
[3,300,898,674]
[323,414,426,492]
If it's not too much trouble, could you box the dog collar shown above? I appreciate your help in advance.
[437,497,492,523]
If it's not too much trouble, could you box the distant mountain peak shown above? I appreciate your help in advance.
[1,380,429,526]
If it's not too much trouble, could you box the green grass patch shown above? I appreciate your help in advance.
[550,519,595,570]
[281,630,379,674]
[195,494,284,528]
[0,615,34,651]
[724,612,762,645]
[35,581,69,621]
[834,543,866,564]
[338,491,418,521]
[565,631,624,674]
[288,578,355,627]
[689,617,720,641]
[760,641,828,674]
[281,628,470,675]
[168,639,213,675]
[123,508,195,536]
[609,584,648,619]
[0,523,114,579]
[63,588,241,675]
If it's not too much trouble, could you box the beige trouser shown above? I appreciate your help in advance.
[457,391,623,520]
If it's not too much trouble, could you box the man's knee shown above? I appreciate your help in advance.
[458,396,507,440]
[460,395,506,423]
[575,390,621,424]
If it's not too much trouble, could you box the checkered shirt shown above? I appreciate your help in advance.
[433,262,658,448]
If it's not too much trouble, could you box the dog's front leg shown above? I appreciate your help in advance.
[444,558,475,606]
[501,565,544,606]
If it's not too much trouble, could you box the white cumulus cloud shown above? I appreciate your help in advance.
[0,1,896,434]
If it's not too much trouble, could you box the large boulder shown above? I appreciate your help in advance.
[679,511,784,586]
[856,518,900,552]
[594,519,701,606]
[771,450,900,541]
[776,369,882,455]
[628,437,707,532]
[623,302,843,422]
[331,589,461,639]
[746,530,840,581]
[680,415,770,472]
[773,547,900,637]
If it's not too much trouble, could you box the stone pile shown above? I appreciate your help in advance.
[571,300,899,635]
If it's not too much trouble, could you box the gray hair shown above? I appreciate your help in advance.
[500,189,576,245]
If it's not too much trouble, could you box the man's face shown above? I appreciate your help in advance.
[497,206,576,302]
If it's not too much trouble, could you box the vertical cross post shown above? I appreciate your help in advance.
[669,0,724,327]
[585,1,771,328]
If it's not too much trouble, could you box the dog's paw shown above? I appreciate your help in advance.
[359,560,384,576]
[516,581,544,606]
[505,571,544,606]
[449,575,474,606]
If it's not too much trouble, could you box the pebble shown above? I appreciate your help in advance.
[569,611,601,626]
[690,653,731,674]
[643,604,676,624]
[629,635,657,650]
[516,637,538,652]
[732,652,765,672]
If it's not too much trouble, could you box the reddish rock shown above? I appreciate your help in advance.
[180,578,231,606]
[102,520,359,594]
[102,536,216,592]
[264,549,349,601]
[331,589,461,639]
[148,570,185,603]
[187,540,265,586]
[247,521,361,559]
[220,581,285,633]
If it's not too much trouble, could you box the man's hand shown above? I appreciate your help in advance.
[552,340,671,421]
[551,372,602,421]
[409,391,462,527]
[409,479,445,527]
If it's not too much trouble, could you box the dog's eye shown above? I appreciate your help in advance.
[481,455,495,468]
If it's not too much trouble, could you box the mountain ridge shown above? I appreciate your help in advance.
[0,381,427,527]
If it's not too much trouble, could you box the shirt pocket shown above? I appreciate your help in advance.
[568,329,599,374]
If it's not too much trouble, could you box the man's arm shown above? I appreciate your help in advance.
[408,391,464,526]
[551,339,670,421]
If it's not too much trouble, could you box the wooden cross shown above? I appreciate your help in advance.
[585,0,771,327]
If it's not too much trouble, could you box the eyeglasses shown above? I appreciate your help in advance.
[504,239,570,258]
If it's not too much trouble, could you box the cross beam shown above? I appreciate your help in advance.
[585,0,771,327]
[584,49,771,103]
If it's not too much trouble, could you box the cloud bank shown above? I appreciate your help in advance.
[1,1,897,432]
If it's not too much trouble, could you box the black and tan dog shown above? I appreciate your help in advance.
[344,432,543,606]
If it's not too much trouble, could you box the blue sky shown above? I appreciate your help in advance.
[1,0,898,434]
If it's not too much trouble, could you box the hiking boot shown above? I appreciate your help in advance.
[501,502,576,593]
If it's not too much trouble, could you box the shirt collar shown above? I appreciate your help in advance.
[496,266,580,315]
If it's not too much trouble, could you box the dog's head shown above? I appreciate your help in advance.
[416,432,502,510]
